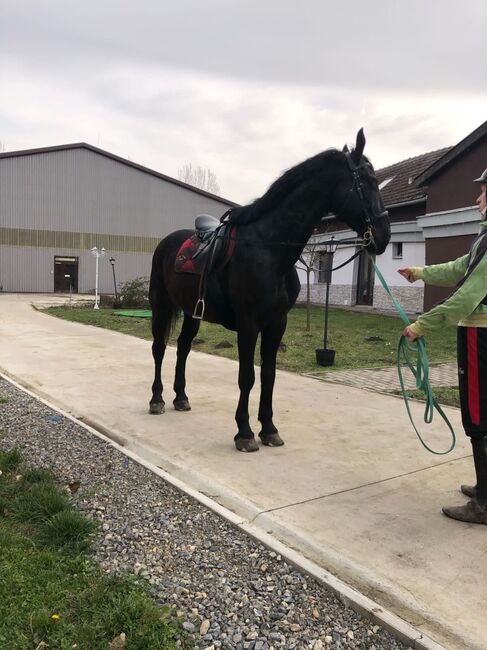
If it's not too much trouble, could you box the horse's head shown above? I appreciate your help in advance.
[331,129,390,255]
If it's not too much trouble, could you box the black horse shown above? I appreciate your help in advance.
[149,129,390,451]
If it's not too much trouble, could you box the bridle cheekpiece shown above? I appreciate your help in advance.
[339,152,388,248]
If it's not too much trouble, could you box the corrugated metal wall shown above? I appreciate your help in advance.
[0,247,154,294]
[0,147,234,292]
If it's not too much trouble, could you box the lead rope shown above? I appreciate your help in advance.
[372,261,456,454]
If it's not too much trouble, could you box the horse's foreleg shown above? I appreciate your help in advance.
[150,338,166,414]
[173,314,200,411]
[234,325,259,452]
[258,317,287,447]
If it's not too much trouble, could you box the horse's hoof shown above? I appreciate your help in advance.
[235,437,259,452]
[149,401,165,414]
[174,399,191,411]
[260,432,285,447]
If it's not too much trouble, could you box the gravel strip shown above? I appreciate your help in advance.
[0,377,410,650]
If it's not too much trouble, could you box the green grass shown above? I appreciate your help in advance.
[402,385,460,408]
[0,450,190,650]
[45,304,457,373]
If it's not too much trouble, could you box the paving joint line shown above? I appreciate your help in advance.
[247,453,472,522]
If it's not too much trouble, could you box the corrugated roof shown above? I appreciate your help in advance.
[376,147,451,207]
[0,142,238,208]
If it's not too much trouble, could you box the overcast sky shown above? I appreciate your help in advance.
[1,0,485,203]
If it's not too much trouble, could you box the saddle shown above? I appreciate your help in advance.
[174,213,237,318]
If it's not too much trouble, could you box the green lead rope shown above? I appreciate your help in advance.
[372,261,456,455]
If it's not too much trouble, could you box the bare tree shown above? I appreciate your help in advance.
[300,242,321,332]
[178,163,220,195]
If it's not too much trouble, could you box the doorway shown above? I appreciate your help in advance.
[54,256,79,293]
[356,251,375,305]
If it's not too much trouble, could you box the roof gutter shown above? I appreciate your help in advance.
[383,198,425,210]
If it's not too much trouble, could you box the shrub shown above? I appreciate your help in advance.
[118,277,150,308]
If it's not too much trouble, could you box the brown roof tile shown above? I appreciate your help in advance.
[376,147,451,207]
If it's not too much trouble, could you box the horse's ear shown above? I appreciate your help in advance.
[342,144,349,153]
[351,128,365,164]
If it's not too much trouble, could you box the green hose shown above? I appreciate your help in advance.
[372,261,456,455]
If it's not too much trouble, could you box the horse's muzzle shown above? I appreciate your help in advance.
[368,210,390,255]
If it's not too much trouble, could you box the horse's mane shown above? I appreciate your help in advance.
[227,148,343,225]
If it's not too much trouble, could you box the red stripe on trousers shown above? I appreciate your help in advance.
[467,328,481,425]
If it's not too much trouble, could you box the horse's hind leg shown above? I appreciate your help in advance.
[173,314,200,411]
[234,325,260,452]
[258,317,287,446]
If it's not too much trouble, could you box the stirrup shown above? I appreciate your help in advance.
[192,298,205,320]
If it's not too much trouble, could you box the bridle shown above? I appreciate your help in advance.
[334,152,389,248]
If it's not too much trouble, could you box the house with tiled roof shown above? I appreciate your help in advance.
[376,147,450,210]
[298,120,486,314]
[415,120,487,310]
[375,148,450,213]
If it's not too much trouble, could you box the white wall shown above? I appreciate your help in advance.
[296,222,426,309]
[374,241,425,286]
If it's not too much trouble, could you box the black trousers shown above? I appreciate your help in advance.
[457,326,487,438]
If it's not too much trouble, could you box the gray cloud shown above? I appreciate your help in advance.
[0,0,485,202]
[1,0,484,92]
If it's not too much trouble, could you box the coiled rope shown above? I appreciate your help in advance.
[372,261,456,455]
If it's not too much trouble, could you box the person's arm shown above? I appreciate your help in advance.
[409,255,469,287]
[407,253,487,337]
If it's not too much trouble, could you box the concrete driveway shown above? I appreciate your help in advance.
[0,293,483,649]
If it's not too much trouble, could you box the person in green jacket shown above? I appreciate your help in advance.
[398,167,487,524]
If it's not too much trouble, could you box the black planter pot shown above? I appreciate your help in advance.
[315,348,336,366]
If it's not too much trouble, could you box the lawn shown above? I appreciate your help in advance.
[403,386,460,408]
[44,304,457,374]
[0,449,190,650]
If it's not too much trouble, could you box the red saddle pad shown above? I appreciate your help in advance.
[174,234,200,274]
[174,225,237,275]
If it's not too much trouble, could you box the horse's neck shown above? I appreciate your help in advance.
[255,193,331,269]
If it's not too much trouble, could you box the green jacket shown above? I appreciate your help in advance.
[410,220,487,336]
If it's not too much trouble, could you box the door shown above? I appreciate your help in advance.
[54,256,79,293]
[356,251,375,305]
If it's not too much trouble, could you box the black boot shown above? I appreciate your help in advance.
[443,436,487,524]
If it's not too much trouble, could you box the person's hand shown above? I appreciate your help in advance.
[403,325,419,341]
[398,268,415,283]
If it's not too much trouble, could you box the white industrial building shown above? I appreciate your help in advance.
[0,143,236,294]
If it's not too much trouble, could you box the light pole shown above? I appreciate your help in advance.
[316,236,339,366]
[109,257,119,305]
[90,246,106,309]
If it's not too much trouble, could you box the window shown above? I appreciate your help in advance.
[378,176,395,190]
[317,251,333,283]
[392,242,403,259]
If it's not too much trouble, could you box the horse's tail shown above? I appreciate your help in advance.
[149,239,179,344]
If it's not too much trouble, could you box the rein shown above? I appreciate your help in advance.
[372,262,456,455]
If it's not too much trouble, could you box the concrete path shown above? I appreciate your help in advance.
[0,294,483,649]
